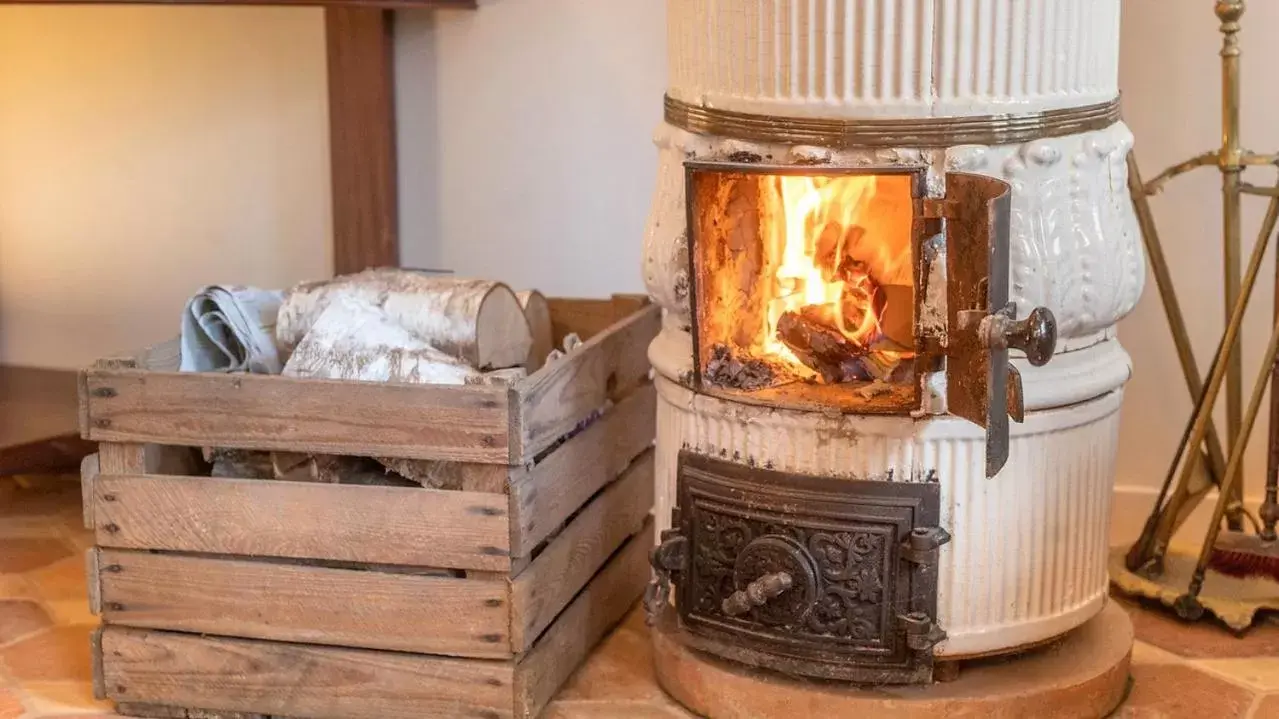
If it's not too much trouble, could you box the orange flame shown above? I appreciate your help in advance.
[755,174,914,375]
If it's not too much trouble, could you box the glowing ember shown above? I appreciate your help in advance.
[693,171,915,390]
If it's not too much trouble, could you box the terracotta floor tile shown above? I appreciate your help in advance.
[0,538,73,574]
[1131,641,1186,666]
[27,555,88,601]
[45,600,96,627]
[1251,694,1279,718]
[0,517,66,539]
[0,478,81,520]
[1117,597,1279,660]
[557,614,664,702]
[544,700,690,718]
[1197,658,1279,691]
[1113,663,1255,718]
[20,680,114,715]
[0,625,93,682]
[61,526,96,553]
[0,600,52,646]
[0,576,35,601]
[0,688,21,719]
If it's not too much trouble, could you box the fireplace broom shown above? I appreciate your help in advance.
[1178,314,1279,618]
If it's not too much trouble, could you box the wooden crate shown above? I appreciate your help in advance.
[78,296,660,719]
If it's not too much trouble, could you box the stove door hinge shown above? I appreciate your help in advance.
[899,526,952,566]
[921,198,959,235]
[899,612,948,653]
[644,526,688,625]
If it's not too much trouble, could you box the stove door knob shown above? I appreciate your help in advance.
[986,305,1057,367]
[722,572,794,616]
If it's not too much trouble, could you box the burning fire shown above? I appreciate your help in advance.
[697,171,915,389]
[757,174,914,383]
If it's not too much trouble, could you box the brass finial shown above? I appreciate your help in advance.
[1216,0,1245,28]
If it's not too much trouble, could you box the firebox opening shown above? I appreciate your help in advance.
[689,166,920,412]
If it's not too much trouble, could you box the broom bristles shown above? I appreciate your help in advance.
[1208,531,1279,581]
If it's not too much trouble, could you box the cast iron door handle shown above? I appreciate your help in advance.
[721,571,794,616]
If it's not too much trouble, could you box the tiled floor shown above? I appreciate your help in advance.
[4,475,1279,718]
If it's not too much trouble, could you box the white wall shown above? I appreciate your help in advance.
[394,0,665,298]
[1111,0,1279,543]
[0,6,331,369]
[0,0,1272,545]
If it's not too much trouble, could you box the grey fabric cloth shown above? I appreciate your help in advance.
[179,285,285,374]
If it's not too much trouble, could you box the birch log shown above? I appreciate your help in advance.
[277,270,532,370]
[517,289,554,372]
[281,296,480,385]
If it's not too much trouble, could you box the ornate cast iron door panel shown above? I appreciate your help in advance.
[670,451,947,684]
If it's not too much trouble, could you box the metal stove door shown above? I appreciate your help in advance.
[943,172,1057,478]
[657,451,948,685]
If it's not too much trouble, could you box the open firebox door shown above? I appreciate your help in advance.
[682,164,1058,478]
[941,173,1058,477]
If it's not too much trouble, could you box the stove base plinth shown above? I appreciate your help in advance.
[651,602,1133,719]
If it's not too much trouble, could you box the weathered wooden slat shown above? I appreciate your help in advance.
[97,528,649,719]
[513,523,652,718]
[113,703,266,719]
[509,384,655,556]
[514,303,659,462]
[100,626,514,719]
[83,370,511,463]
[90,625,106,700]
[98,550,511,658]
[95,475,512,572]
[86,548,101,615]
[510,449,653,652]
[80,452,99,529]
[98,443,147,474]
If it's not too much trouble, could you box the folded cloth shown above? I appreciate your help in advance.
[179,285,285,374]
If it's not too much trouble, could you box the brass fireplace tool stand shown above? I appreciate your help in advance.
[1119,0,1279,627]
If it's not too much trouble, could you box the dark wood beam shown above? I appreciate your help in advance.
[325,7,399,274]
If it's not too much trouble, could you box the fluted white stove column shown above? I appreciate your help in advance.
[644,0,1141,657]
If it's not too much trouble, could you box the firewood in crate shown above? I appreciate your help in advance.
[375,457,465,490]
[282,297,481,385]
[465,367,529,385]
[313,455,419,487]
[206,448,274,479]
[271,451,317,482]
[517,289,554,371]
[277,270,532,370]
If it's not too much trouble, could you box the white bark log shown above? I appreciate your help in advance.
[516,289,554,372]
[466,367,529,386]
[278,270,532,370]
[281,296,481,385]
[375,457,464,490]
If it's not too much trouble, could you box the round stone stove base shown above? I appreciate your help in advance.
[651,603,1133,719]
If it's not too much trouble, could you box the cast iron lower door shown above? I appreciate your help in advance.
[662,451,948,684]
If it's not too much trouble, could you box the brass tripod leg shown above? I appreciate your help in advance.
[1127,153,1227,493]
[1179,312,1279,618]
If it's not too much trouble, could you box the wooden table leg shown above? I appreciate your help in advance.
[325,8,399,275]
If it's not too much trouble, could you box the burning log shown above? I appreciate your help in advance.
[704,344,776,391]
[776,306,905,384]
[776,306,867,384]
